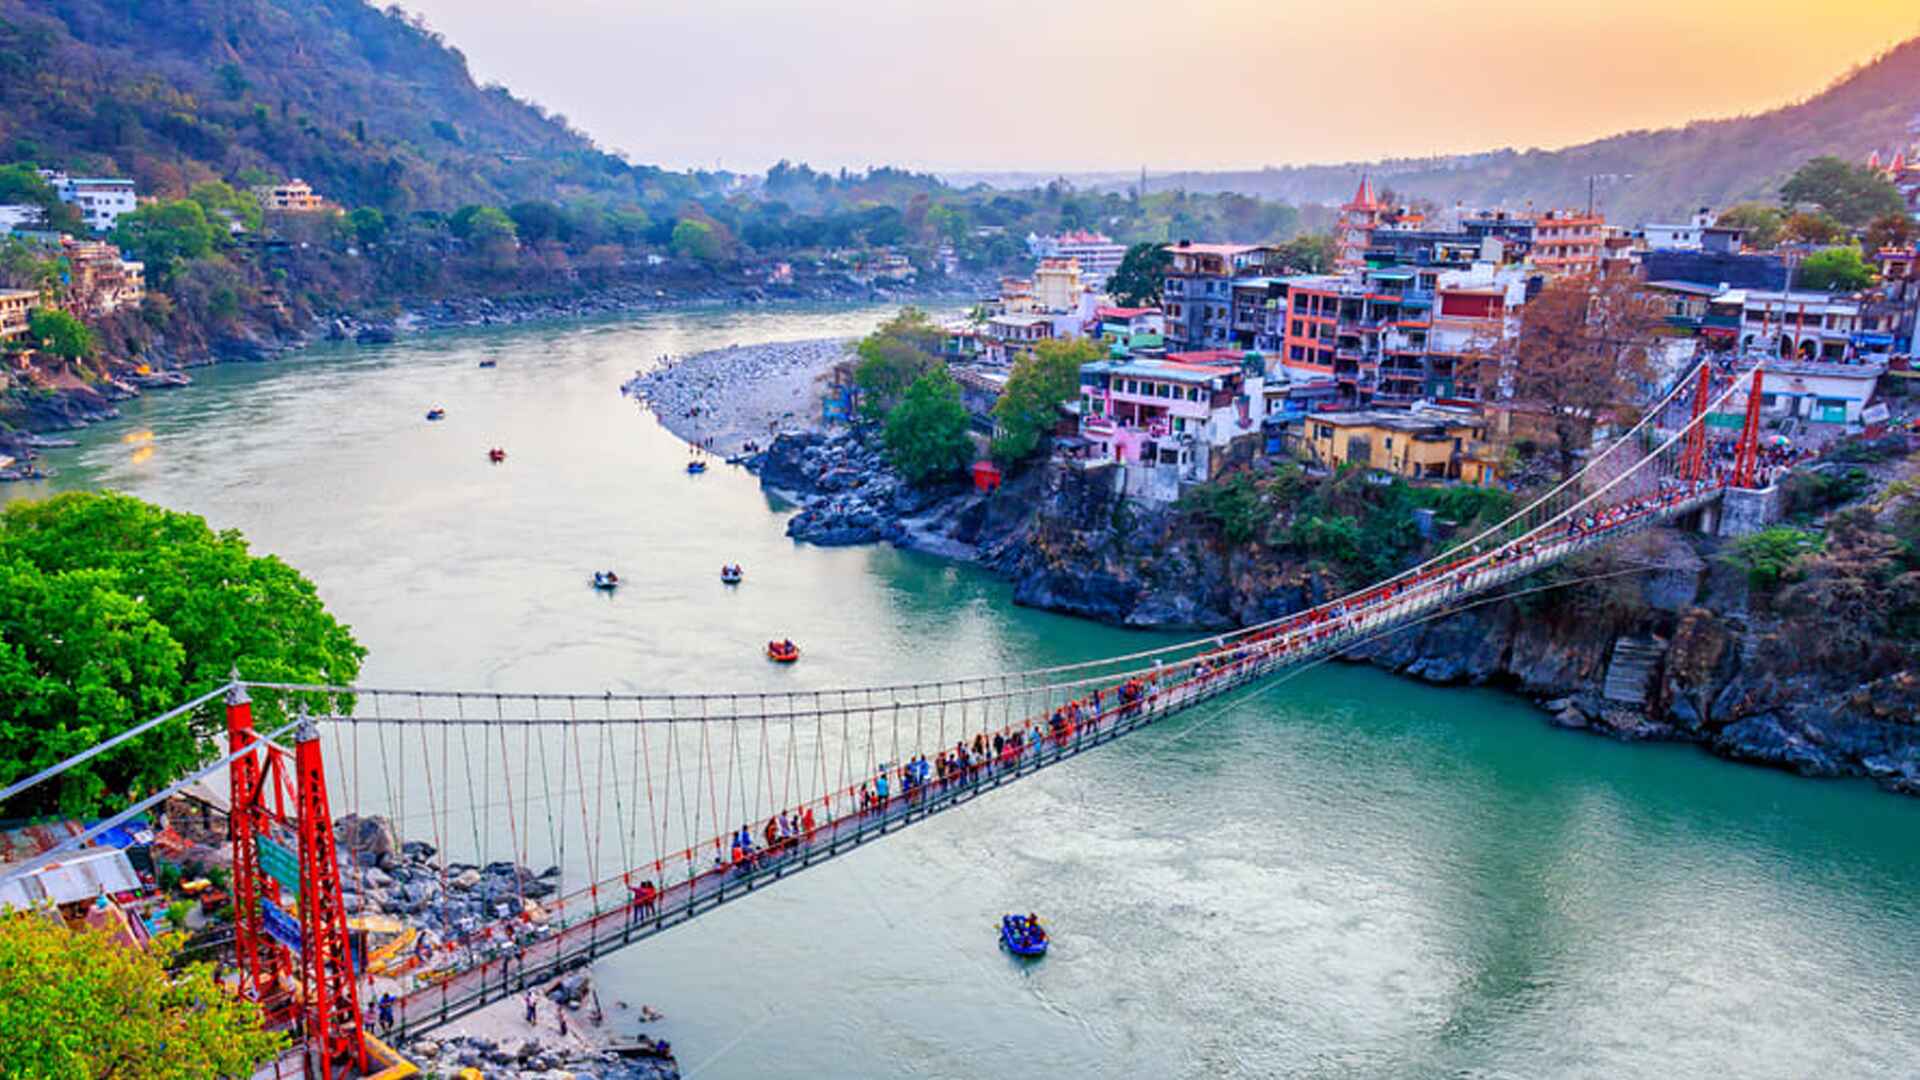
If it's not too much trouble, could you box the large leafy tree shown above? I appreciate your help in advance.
[991,337,1102,464]
[852,308,942,422]
[110,200,222,285]
[1796,246,1875,292]
[882,367,974,486]
[27,307,94,362]
[1715,203,1784,250]
[1107,242,1171,307]
[1780,156,1906,228]
[1272,233,1336,273]
[1465,273,1660,480]
[0,913,285,1078]
[0,493,365,818]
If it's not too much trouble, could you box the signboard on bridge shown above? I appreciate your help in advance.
[258,836,300,901]
[260,897,302,953]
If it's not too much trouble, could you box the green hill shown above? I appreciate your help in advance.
[1135,36,1920,222]
[0,0,711,210]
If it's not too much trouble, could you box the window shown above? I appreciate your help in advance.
[1173,417,1186,433]
[1188,387,1200,402]
[1315,424,1333,440]
[1157,383,1172,398]
[1384,436,1394,450]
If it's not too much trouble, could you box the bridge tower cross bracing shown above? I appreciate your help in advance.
[1732,365,1766,489]
[225,682,274,1006]
[293,715,367,1080]
[1681,363,1712,483]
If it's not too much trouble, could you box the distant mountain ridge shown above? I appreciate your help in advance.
[0,0,705,210]
[1074,36,1920,222]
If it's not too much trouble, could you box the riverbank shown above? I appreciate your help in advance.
[621,338,857,457]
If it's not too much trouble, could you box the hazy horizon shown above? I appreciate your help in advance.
[397,0,1920,177]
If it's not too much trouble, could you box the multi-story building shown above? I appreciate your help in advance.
[1293,403,1498,484]
[60,238,146,316]
[1162,242,1273,351]
[1032,257,1087,314]
[40,172,137,232]
[255,178,330,213]
[1638,208,1718,251]
[1713,289,1864,362]
[0,204,43,233]
[1095,306,1165,352]
[0,289,35,343]
[1027,229,1127,287]
[1076,351,1266,499]
[981,314,1053,364]
[1529,209,1605,276]
[1335,175,1386,271]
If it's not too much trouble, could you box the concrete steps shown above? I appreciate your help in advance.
[1603,636,1666,705]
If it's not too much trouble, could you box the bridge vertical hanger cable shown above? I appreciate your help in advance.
[567,698,599,914]
[530,697,562,917]
[496,696,527,920]
[456,697,483,878]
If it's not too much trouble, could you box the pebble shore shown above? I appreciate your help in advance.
[622,338,853,454]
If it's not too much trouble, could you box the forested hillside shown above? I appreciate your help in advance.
[0,0,712,209]
[1130,35,1920,221]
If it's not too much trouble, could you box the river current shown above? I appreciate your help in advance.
[15,305,1920,1078]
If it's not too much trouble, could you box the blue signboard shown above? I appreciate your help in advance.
[261,898,302,953]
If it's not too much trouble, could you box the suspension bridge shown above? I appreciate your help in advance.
[0,361,1780,1078]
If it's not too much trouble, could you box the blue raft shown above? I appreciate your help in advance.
[1000,914,1048,958]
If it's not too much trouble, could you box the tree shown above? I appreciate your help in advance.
[0,238,62,295]
[1796,246,1875,292]
[110,201,220,285]
[1107,242,1171,307]
[882,367,974,486]
[852,308,943,421]
[1864,212,1916,254]
[0,493,365,818]
[1467,274,1660,480]
[1780,211,1844,247]
[1272,233,1336,273]
[991,337,1102,463]
[1715,203,1784,250]
[670,219,726,263]
[188,180,261,232]
[0,912,285,1078]
[1780,156,1906,227]
[0,164,80,231]
[348,206,387,246]
[27,307,93,361]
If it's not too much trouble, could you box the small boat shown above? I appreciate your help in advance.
[487,448,506,463]
[766,640,800,663]
[591,571,621,590]
[425,408,447,421]
[686,460,708,475]
[478,359,498,368]
[1000,914,1048,958]
[720,565,743,585]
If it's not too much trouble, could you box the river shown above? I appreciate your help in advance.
[14,304,1920,1078]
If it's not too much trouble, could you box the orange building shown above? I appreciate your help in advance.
[1530,209,1605,276]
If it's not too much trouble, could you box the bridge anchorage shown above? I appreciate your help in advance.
[1,358,1776,1077]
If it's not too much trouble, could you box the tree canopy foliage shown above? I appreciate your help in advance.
[27,307,93,361]
[882,367,974,487]
[0,493,365,818]
[1715,203,1784,250]
[1796,246,1876,292]
[991,337,1102,464]
[1780,156,1907,227]
[853,308,943,423]
[110,200,224,285]
[1107,242,1171,307]
[0,912,285,1079]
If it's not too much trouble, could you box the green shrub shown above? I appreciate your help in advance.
[1723,526,1822,589]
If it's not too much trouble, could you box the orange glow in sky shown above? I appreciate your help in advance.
[401,0,1920,173]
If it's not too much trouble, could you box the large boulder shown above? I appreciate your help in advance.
[335,814,399,861]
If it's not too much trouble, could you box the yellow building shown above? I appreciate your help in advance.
[1295,405,1498,484]
[0,289,36,344]
[1031,257,1085,313]
[255,178,330,212]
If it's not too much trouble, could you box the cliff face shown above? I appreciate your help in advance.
[756,434,1920,795]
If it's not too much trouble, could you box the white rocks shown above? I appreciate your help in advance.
[622,337,855,454]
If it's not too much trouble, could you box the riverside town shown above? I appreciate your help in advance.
[3,3,1920,1079]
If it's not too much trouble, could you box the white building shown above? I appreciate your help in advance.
[1028,229,1127,288]
[1638,208,1718,252]
[39,171,138,232]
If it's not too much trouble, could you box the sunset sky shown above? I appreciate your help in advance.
[400,0,1920,175]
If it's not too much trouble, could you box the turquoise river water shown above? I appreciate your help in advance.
[12,305,1920,1078]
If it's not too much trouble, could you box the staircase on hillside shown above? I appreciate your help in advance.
[1603,636,1667,706]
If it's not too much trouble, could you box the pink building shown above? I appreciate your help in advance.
[1076,352,1264,498]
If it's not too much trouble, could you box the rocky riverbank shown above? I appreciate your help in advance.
[327,813,682,1079]
[737,426,1920,796]
[623,338,858,457]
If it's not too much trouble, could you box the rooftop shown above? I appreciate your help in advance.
[1168,242,1264,257]
[1096,305,1160,319]
[1084,357,1238,385]
[1305,406,1482,433]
